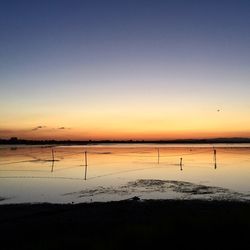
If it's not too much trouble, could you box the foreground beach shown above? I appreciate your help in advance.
[1,200,250,249]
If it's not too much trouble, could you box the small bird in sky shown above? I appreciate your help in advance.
[217,109,220,112]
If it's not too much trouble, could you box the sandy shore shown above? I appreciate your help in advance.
[1,199,250,249]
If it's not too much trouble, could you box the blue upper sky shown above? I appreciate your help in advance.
[1,0,249,73]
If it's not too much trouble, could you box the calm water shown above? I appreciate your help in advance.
[1,144,250,204]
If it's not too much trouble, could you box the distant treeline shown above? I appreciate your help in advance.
[0,137,250,145]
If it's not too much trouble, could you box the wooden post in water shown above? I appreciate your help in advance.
[180,157,183,171]
[84,151,88,180]
[213,149,217,169]
[85,151,88,166]
[157,148,160,164]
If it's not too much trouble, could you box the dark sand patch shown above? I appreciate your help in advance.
[63,179,248,200]
[0,196,8,202]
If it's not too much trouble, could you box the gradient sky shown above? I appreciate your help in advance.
[1,0,250,140]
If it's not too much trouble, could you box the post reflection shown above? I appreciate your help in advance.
[1,146,250,204]
[213,149,217,170]
[51,160,54,173]
[84,164,88,180]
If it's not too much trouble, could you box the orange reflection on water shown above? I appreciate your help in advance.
[0,144,250,203]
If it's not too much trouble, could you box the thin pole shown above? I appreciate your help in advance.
[180,157,183,171]
[84,151,88,180]
[214,149,217,169]
[85,151,88,166]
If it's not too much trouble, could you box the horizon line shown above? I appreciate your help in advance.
[1,137,250,144]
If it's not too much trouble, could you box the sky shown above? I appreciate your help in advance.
[0,0,250,140]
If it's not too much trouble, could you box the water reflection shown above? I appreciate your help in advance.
[214,149,217,170]
[180,158,183,171]
[51,161,54,173]
[0,144,250,203]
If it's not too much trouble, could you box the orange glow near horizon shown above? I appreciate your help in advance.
[0,107,250,140]
[1,83,250,141]
[4,107,250,139]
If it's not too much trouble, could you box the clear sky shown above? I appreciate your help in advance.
[0,0,250,140]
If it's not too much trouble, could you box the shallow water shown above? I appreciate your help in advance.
[1,144,250,203]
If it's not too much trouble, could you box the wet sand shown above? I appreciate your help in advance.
[1,200,250,249]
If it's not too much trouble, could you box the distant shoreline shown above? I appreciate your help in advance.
[1,137,250,145]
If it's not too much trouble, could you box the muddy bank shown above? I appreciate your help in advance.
[63,179,249,201]
[1,200,250,249]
